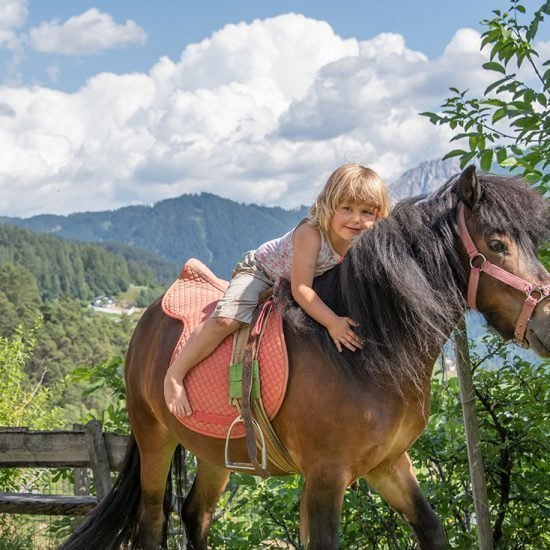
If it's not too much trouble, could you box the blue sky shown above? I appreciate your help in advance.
[12,0,528,91]
[0,0,548,216]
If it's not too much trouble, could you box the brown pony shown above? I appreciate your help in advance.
[61,166,549,549]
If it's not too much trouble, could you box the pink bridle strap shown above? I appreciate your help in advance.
[456,201,550,344]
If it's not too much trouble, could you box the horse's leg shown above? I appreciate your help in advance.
[182,458,230,549]
[366,452,446,549]
[300,466,349,549]
[134,423,178,549]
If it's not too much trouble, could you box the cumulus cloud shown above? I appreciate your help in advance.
[0,0,27,49]
[29,8,147,55]
[277,28,491,178]
[0,14,492,216]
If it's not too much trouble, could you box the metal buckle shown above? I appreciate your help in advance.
[224,416,267,471]
[469,253,486,270]
[528,287,550,304]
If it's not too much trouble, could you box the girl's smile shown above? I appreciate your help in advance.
[328,203,377,253]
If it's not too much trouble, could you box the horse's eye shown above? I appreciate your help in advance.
[488,239,507,254]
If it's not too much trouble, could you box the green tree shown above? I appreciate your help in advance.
[0,327,67,549]
[31,299,137,420]
[0,263,42,337]
[0,326,65,429]
[0,223,168,302]
[71,356,129,434]
[0,326,66,491]
[422,0,549,192]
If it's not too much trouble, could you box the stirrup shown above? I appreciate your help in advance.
[224,416,267,471]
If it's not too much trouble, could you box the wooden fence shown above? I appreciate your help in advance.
[0,421,128,515]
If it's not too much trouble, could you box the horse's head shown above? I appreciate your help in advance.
[456,165,550,356]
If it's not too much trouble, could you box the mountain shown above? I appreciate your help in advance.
[0,193,309,278]
[389,158,461,202]
[0,159,460,278]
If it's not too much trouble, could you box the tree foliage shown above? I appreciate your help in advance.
[71,356,129,434]
[0,326,65,429]
[422,0,549,193]
[33,300,137,420]
[0,223,170,302]
[415,339,549,548]
[0,267,138,422]
[0,326,67,497]
[0,263,42,336]
[0,328,68,549]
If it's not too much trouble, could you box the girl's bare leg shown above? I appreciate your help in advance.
[163,317,243,417]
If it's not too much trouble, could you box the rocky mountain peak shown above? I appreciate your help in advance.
[389,157,461,202]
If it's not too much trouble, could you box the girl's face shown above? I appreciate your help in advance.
[328,202,377,248]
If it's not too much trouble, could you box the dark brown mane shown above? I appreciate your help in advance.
[281,172,549,391]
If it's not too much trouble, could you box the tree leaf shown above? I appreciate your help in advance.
[480,149,494,171]
[484,76,511,94]
[459,151,477,168]
[500,157,518,167]
[482,62,506,74]
[496,148,507,164]
[442,149,468,160]
[492,108,508,124]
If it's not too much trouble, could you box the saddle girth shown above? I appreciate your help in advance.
[228,300,299,476]
[242,303,270,477]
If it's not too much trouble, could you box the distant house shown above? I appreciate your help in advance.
[91,296,114,308]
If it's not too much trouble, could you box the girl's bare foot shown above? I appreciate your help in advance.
[164,369,192,417]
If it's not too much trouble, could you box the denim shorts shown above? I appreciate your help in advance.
[210,251,274,324]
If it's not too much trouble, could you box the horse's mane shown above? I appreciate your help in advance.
[280,172,549,393]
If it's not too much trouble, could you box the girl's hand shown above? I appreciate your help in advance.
[327,316,363,352]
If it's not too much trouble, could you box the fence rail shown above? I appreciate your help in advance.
[0,422,129,515]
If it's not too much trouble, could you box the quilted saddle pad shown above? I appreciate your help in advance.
[161,258,289,439]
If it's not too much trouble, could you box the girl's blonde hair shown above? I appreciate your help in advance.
[309,164,391,233]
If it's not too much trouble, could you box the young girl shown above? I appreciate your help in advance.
[164,164,390,417]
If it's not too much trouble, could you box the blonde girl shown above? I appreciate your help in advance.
[164,164,391,417]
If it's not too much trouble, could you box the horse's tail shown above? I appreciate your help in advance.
[59,434,142,550]
[60,434,187,550]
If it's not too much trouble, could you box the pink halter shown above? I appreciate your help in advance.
[457,201,550,345]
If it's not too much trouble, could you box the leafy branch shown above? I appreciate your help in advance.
[421,1,549,192]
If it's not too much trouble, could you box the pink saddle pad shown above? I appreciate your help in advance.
[162,259,288,438]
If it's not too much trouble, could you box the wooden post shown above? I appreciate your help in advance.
[85,420,112,501]
[72,424,90,496]
[454,316,493,550]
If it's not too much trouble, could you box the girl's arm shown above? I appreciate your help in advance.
[290,223,362,352]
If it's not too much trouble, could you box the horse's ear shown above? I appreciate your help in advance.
[457,165,481,209]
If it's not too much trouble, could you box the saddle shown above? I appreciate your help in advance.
[161,259,297,474]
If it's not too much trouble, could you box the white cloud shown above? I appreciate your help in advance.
[175,14,357,100]
[0,14,494,216]
[0,0,27,49]
[29,8,147,55]
[276,28,490,179]
[0,0,27,30]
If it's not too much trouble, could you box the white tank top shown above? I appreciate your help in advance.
[254,222,342,281]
